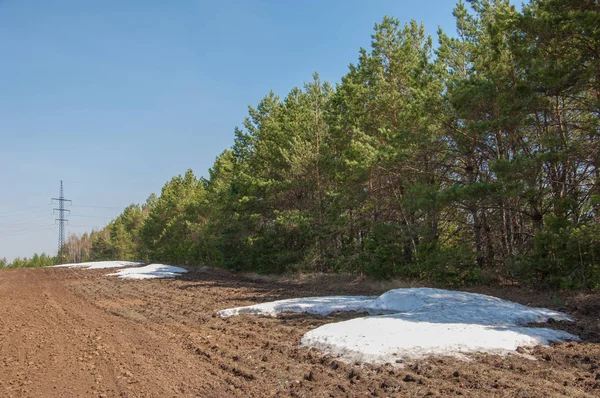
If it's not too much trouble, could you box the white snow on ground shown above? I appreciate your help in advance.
[106,263,187,280]
[53,261,187,280]
[218,296,377,317]
[52,261,143,269]
[301,315,577,363]
[218,287,579,363]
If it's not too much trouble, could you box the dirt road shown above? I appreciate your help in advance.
[0,267,599,397]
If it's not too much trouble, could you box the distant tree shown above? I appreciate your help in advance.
[140,170,209,265]
[4,253,54,268]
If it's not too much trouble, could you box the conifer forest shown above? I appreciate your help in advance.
[56,0,600,289]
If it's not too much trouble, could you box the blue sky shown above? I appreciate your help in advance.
[0,0,517,261]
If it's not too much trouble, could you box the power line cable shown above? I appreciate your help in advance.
[1,223,56,232]
[0,225,55,238]
[69,214,113,220]
[1,212,54,221]
[0,206,52,218]
[71,204,120,210]
[0,216,52,229]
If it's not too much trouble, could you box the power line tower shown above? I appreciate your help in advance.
[52,180,71,261]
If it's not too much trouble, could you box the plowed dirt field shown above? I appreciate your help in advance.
[0,267,599,397]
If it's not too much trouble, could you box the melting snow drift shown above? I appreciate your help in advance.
[53,261,187,280]
[218,296,377,318]
[218,288,579,363]
[52,261,143,269]
[106,263,187,280]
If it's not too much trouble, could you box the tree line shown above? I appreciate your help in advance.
[0,253,55,268]
[57,0,599,289]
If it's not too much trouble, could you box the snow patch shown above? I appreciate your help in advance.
[218,287,579,363]
[218,296,377,318]
[301,315,576,363]
[52,261,143,269]
[106,263,187,280]
[367,288,572,326]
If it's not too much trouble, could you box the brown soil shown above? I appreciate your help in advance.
[0,267,599,397]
